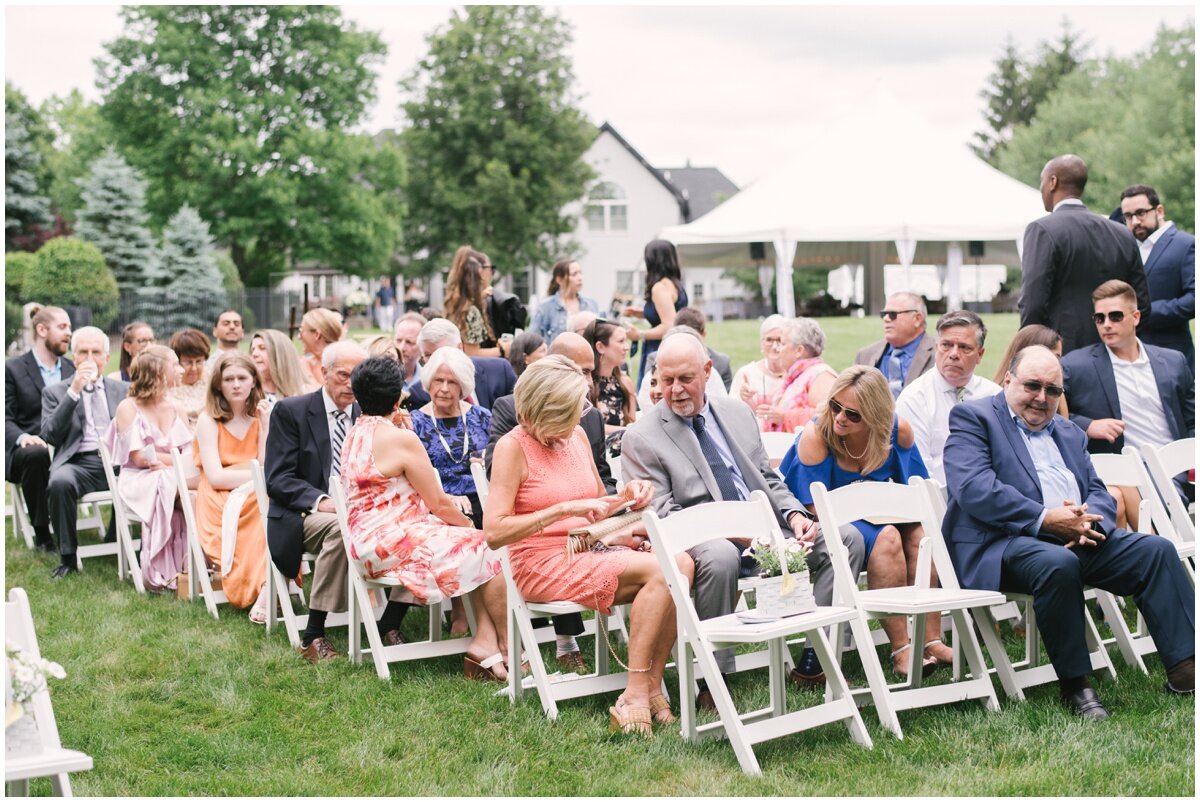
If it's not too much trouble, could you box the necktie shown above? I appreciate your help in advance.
[691,415,743,502]
[330,410,348,477]
[886,353,904,399]
[88,385,111,434]
[954,386,967,403]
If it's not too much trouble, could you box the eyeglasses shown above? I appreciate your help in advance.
[879,309,919,321]
[762,336,785,348]
[936,340,977,355]
[1121,208,1155,223]
[1015,378,1064,399]
[1093,310,1126,325]
[828,398,863,423]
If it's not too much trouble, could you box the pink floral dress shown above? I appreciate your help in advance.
[765,356,837,433]
[339,415,500,604]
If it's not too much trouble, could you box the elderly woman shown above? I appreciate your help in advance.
[109,321,155,382]
[530,259,601,342]
[486,356,693,736]
[339,356,511,680]
[297,307,344,387]
[168,328,211,432]
[731,314,791,426]
[506,331,547,377]
[105,345,192,592]
[756,317,837,433]
[251,328,317,404]
[780,365,951,679]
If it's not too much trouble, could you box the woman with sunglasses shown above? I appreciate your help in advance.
[779,365,952,679]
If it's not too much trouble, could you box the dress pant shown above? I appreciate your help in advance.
[1001,529,1195,679]
[47,451,107,557]
[301,512,350,614]
[10,443,51,535]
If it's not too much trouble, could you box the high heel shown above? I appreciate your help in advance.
[648,694,676,726]
[464,653,507,682]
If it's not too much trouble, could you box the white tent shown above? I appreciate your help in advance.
[659,89,1046,316]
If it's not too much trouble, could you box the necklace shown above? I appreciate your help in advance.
[433,414,470,463]
[841,436,868,461]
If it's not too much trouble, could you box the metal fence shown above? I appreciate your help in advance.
[78,288,318,339]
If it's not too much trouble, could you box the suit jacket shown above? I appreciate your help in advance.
[621,393,802,529]
[5,351,75,475]
[853,334,935,390]
[263,389,359,578]
[942,393,1116,592]
[486,289,528,338]
[1019,203,1151,354]
[484,394,616,494]
[709,348,733,391]
[1060,341,1194,454]
[1138,225,1195,358]
[406,355,515,412]
[40,377,126,471]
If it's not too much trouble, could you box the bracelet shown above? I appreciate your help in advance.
[534,513,545,535]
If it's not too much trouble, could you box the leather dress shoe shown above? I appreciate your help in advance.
[556,651,588,674]
[790,667,826,688]
[695,688,716,712]
[381,629,406,646]
[50,563,79,580]
[34,539,57,554]
[1163,681,1194,696]
[298,636,339,665]
[1061,686,1109,720]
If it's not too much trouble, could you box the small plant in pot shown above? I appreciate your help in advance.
[742,534,817,618]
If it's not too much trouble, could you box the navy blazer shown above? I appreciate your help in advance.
[942,393,1116,592]
[5,351,75,475]
[1139,225,1195,360]
[407,355,515,412]
[1061,342,1194,454]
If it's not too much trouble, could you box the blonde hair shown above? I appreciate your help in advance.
[301,307,343,345]
[419,347,476,401]
[815,365,894,474]
[206,352,265,422]
[514,355,587,442]
[252,329,309,398]
[128,345,176,402]
[358,333,400,361]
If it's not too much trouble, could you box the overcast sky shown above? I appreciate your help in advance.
[4,2,1195,186]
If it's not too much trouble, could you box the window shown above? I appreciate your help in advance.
[584,182,628,232]
[692,282,706,301]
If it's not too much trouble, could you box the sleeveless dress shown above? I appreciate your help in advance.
[767,356,838,434]
[339,415,500,603]
[779,416,929,556]
[193,419,267,608]
[637,282,688,388]
[505,426,632,614]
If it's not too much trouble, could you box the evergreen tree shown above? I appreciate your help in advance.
[160,206,228,331]
[5,110,53,251]
[74,147,162,291]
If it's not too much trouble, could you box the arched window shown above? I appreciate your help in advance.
[584,181,628,232]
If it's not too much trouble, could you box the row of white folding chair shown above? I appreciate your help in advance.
[169,449,230,619]
[5,588,93,796]
[8,482,37,548]
[1140,438,1195,543]
[75,441,145,592]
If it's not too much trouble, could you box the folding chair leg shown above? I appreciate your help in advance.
[768,638,787,718]
[506,603,523,703]
[809,626,872,748]
[974,607,1025,701]
[699,645,761,776]
[1082,603,1118,681]
[676,611,698,743]
[49,772,73,797]
[952,609,1000,712]
[849,614,904,739]
[1094,590,1149,674]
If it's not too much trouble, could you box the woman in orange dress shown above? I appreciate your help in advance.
[193,352,272,620]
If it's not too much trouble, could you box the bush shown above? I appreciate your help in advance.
[21,237,120,331]
[5,251,38,303]
[5,299,24,353]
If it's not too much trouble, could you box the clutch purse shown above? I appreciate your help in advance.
[565,509,644,557]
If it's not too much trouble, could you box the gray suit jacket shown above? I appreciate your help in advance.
[853,333,935,390]
[40,378,127,471]
[620,393,802,529]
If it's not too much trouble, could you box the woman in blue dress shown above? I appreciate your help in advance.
[780,365,954,679]
[623,239,687,391]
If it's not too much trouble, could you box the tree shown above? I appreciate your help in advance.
[155,206,228,331]
[74,147,163,291]
[400,5,595,275]
[996,23,1195,231]
[20,238,120,330]
[39,91,116,226]
[96,5,397,286]
[5,85,53,251]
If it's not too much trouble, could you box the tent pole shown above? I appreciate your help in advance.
[946,242,964,311]
[773,237,797,318]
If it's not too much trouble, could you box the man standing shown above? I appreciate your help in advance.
[1019,154,1150,354]
[393,312,429,407]
[622,335,865,702]
[5,306,75,552]
[943,345,1194,719]
[414,319,516,410]
[896,310,1001,484]
[40,327,127,579]
[374,276,396,333]
[853,291,935,398]
[1118,184,1195,368]
[206,309,245,368]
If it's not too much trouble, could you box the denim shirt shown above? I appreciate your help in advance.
[530,293,600,341]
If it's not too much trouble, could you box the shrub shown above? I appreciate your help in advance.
[5,251,38,303]
[5,299,24,352]
[21,237,120,330]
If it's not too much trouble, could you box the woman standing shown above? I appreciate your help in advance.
[756,318,837,433]
[444,245,508,359]
[623,239,687,389]
[297,308,343,387]
[110,321,155,382]
[530,259,601,342]
[250,328,317,403]
[168,328,212,432]
[583,319,637,433]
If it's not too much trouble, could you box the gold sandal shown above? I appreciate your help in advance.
[648,694,676,726]
[609,701,653,737]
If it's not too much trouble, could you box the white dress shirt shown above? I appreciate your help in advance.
[1107,339,1172,449]
[896,369,1001,484]
[1138,220,1174,264]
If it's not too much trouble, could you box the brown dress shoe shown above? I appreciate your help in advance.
[556,651,587,673]
[789,667,826,688]
[696,688,717,712]
[298,636,338,664]
[381,629,406,646]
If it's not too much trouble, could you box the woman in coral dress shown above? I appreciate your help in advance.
[193,352,271,620]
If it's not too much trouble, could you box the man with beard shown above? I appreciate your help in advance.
[206,309,245,368]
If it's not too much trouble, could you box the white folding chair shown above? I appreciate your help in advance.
[171,449,230,618]
[89,440,145,592]
[810,480,1003,739]
[1141,438,1196,543]
[5,588,93,797]
[644,490,871,775]
[471,463,631,718]
[759,430,798,470]
[8,482,36,548]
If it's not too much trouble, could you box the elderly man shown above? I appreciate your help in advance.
[414,318,516,410]
[205,309,245,368]
[896,310,1001,484]
[636,325,728,412]
[6,305,75,552]
[393,312,429,407]
[943,345,1194,719]
[40,326,128,579]
[854,291,935,398]
[622,334,865,704]
[1019,155,1150,355]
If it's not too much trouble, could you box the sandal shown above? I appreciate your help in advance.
[648,694,676,726]
[464,653,507,682]
[891,643,939,680]
[923,639,954,667]
[248,605,268,625]
[609,698,653,737]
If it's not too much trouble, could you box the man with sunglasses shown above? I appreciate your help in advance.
[1060,280,1192,458]
[943,344,1195,719]
[1018,154,1150,355]
[853,291,935,398]
[1117,184,1194,369]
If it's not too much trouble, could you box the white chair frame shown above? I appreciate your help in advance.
[90,440,144,592]
[171,449,230,619]
[1141,438,1196,543]
[8,482,36,548]
[759,430,798,469]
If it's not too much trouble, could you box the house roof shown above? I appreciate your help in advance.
[658,166,739,221]
[596,122,689,220]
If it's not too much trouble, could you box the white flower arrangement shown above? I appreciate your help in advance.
[741,534,811,578]
[6,642,65,726]
[343,289,371,314]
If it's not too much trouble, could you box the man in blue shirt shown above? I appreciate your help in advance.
[854,292,936,398]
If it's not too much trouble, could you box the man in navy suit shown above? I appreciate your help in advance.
[943,345,1194,719]
[1118,184,1195,368]
[414,318,516,410]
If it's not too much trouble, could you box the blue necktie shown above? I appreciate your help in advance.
[692,415,743,502]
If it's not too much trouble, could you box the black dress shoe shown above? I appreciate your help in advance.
[381,629,406,646]
[695,688,716,712]
[50,563,79,580]
[1061,686,1109,720]
[34,539,57,554]
[1163,681,1195,696]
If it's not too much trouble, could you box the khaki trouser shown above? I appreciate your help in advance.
[302,512,413,614]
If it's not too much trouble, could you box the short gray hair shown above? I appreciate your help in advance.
[70,326,109,355]
[787,317,826,357]
[936,309,987,348]
[420,346,476,400]
[889,291,927,318]
[759,314,788,339]
[416,318,461,351]
[322,340,368,369]
[662,325,704,345]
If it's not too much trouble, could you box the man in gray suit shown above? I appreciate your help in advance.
[622,334,865,703]
[40,327,128,579]
[1019,154,1150,355]
[854,292,935,398]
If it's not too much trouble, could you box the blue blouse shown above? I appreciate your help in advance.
[530,293,601,342]
[410,405,492,497]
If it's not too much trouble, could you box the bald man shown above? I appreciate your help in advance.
[1019,154,1150,354]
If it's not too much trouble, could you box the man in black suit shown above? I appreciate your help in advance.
[1019,154,1150,355]
[414,318,516,410]
[40,327,127,578]
[264,340,369,664]
[5,306,74,552]
[1118,184,1195,368]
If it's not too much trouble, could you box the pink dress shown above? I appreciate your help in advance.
[766,356,837,433]
[505,426,632,614]
[339,415,499,604]
[105,411,192,591]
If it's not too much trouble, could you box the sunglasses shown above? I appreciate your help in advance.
[879,309,919,321]
[1017,379,1065,399]
[1093,310,1126,325]
[828,398,863,423]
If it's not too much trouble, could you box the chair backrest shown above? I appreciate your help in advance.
[5,588,66,754]
[249,460,271,524]
[760,430,798,464]
[327,472,362,575]
[470,461,519,581]
[170,447,204,557]
[1140,439,1195,541]
[1090,448,1179,541]
[97,438,136,536]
